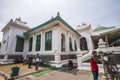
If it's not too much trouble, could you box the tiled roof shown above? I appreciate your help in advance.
[93,26,115,32]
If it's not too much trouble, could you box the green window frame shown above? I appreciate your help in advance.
[15,37,24,52]
[45,31,52,51]
[29,37,33,52]
[36,34,41,51]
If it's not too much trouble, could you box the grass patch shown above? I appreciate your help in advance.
[32,68,56,77]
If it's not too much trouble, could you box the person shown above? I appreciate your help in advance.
[35,53,40,71]
[90,51,100,80]
[68,60,73,70]
[28,54,33,68]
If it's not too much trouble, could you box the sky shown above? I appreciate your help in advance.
[0,0,120,41]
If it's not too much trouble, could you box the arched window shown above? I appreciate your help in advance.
[80,37,88,51]
[61,34,65,52]
[74,40,77,51]
[69,37,73,51]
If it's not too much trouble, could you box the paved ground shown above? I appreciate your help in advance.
[16,70,91,80]
[0,64,48,80]
[16,67,104,80]
[0,76,4,80]
[0,64,104,80]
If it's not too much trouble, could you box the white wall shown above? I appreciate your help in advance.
[25,25,80,54]
[11,27,27,53]
[1,26,28,53]
[25,26,58,53]
[59,27,80,52]
[78,28,94,51]
[1,29,9,52]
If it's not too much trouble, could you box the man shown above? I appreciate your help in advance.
[28,54,33,68]
[35,53,40,71]
[90,51,100,80]
[68,60,73,70]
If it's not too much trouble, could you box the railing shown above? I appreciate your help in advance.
[81,46,120,62]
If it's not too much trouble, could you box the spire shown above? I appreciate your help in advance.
[82,22,87,25]
[89,24,91,27]
[10,19,13,22]
[57,12,60,16]
[51,16,54,19]
[18,17,21,21]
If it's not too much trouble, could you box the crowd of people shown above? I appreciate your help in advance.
[26,51,102,80]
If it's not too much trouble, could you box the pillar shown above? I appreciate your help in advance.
[77,51,82,69]
[52,51,62,68]
[66,31,69,52]
[105,35,109,47]
[7,28,14,52]
[41,31,44,52]
[32,34,36,53]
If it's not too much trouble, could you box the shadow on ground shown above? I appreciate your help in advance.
[57,67,78,75]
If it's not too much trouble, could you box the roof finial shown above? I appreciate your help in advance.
[89,24,91,27]
[18,17,21,21]
[57,12,60,16]
[10,19,13,22]
[51,16,54,19]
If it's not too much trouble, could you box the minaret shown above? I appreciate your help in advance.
[57,12,60,16]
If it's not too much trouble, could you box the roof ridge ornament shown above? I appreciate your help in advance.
[51,16,54,19]
[10,19,13,22]
[82,22,87,25]
[57,12,60,16]
[89,24,91,27]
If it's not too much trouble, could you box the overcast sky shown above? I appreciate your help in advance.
[0,0,120,41]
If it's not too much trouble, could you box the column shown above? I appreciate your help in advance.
[55,52,61,63]
[7,28,14,52]
[105,35,109,47]
[72,36,75,51]
[54,51,61,67]
[32,34,36,53]
[77,53,82,69]
[66,31,69,52]
[53,28,61,52]
[41,31,44,52]
[77,38,80,51]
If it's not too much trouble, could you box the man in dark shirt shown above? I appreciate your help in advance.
[28,54,33,68]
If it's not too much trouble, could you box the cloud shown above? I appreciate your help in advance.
[0,0,120,41]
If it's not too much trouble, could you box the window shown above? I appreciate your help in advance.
[74,40,77,51]
[45,31,52,51]
[80,37,88,51]
[69,37,73,51]
[36,34,41,51]
[29,37,33,52]
[15,37,24,52]
[61,34,65,52]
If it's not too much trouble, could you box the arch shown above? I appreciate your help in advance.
[61,34,65,52]
[74,40,77,51]
[69,37,73,51]
[80,37,88,51]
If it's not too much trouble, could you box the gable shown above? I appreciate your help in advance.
[24,16,81,37]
